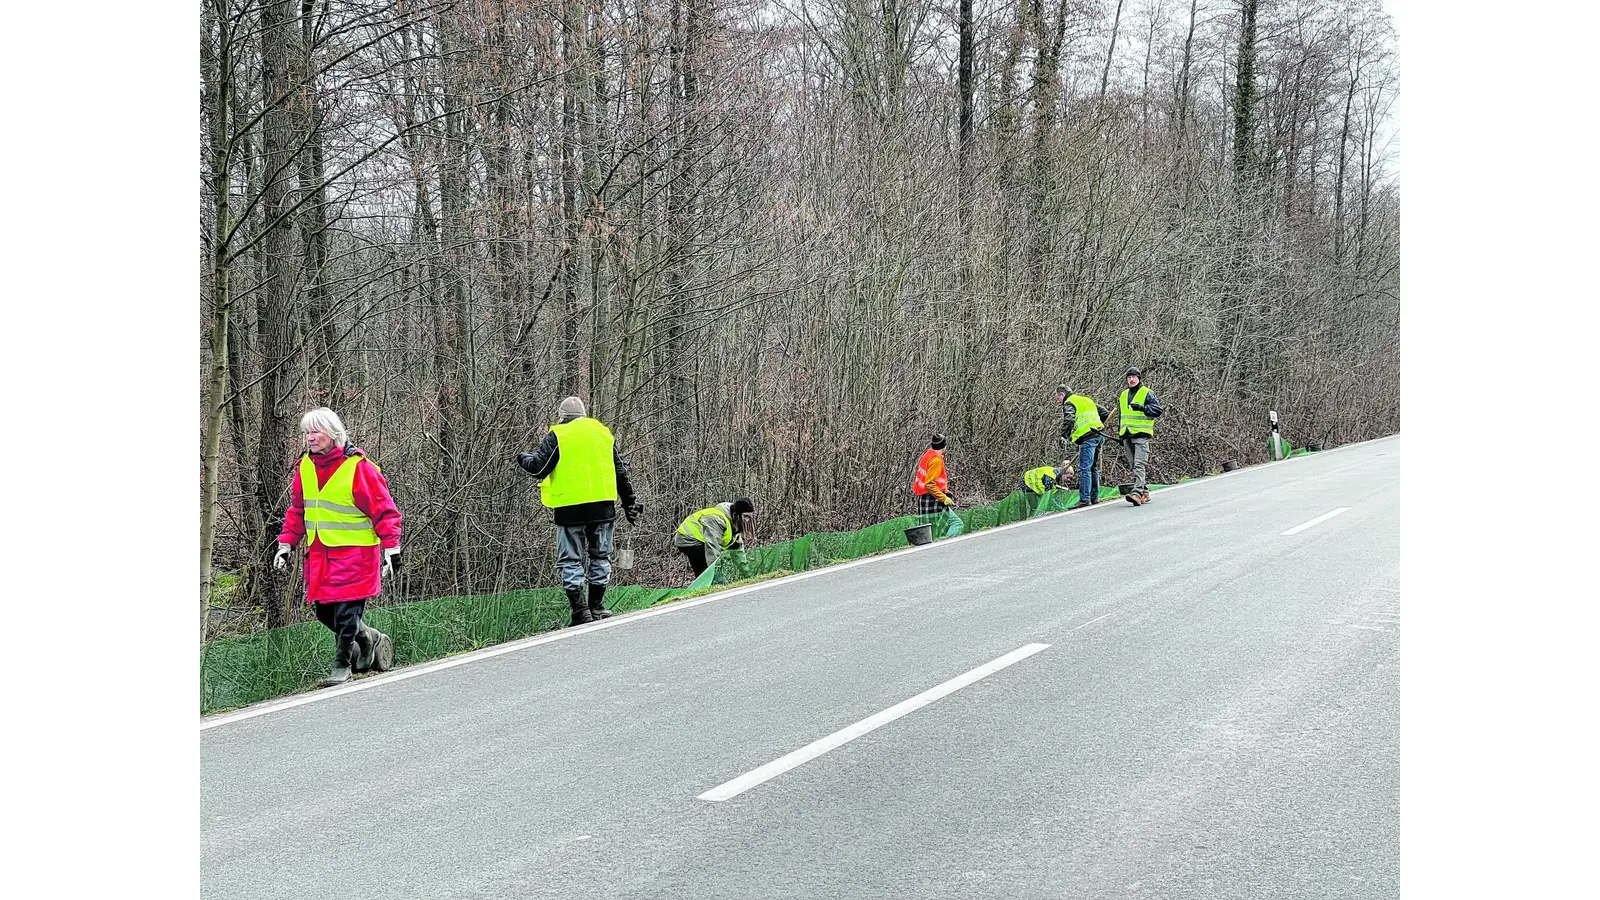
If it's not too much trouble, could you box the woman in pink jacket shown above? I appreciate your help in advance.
[274,407,404,686]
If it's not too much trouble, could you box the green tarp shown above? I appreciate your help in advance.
[204,480,1186,714]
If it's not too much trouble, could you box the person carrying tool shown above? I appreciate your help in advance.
[274,407,402,687]
[674,498,756,577]
[1114,366,1164,506]
[517,396,642,626]
[1057,384,1111,509]
[1020,463,1069,496]
[912,433,954,515]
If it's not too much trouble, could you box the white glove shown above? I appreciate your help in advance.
[272,543,292,571]
[382,547,402,578]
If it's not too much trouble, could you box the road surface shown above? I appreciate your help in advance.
[202,436,1400,899]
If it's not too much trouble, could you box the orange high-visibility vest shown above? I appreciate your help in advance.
[912,449,947,495]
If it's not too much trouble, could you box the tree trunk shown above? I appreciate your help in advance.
[200,0,231,642]
[298,0,338,396]
[1099,0,1125,102]
[1232,0,1260,189]
[254,0,300,630]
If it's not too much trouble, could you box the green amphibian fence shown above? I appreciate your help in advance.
[205,442,1336,715]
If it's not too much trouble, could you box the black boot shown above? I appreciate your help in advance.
[567,588,593,627]
[321,640,355,687]
[587,584,613,619]
[354,622,394,672]
[353,624,375,673]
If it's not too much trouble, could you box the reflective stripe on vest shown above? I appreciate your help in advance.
[1023,466,1056,493]
[1119,386,1155,437]
[677,504,735,548]
[1068,395,1103,443]
[540,417,619,509]
[300,455,380,547]
[912,448,946,495]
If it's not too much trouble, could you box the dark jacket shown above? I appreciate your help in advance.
[1061,400,1112,446]
[517,421,638,526]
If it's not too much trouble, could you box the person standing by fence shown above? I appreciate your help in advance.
[1057,385,1110,510]
[912,433,954,515]
[1114,367,1163,506]
[517,396,642,626]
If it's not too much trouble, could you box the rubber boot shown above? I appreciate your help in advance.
[353,624,376,673]
[321,640,355,687]
[587,584,613,619]
[567,588,593,627]
[355,622,394,673]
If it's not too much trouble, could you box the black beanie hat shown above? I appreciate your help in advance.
[1126,367,1141,379]
[730,497,755,517]
[930,433,947,450]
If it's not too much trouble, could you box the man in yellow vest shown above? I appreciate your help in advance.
[1113,367,1164,506]
[674,498,756,578]
[1019,463,1069,496]
[517,397,642,626]
[1057,383,1111,509]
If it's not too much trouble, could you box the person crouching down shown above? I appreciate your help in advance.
[674,498,756,578]
[274,407,402,687]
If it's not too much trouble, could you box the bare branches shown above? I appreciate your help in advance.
[199,0,1400,639]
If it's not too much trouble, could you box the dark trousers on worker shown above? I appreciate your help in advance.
[556,521,613,591]
[1077,435,1104,503]
[313,599,366,666]
[678,544,709,576]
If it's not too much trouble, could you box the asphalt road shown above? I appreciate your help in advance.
[201,436,1400,899]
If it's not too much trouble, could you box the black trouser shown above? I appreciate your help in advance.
[313,599,366,665]
[678,544,709,576]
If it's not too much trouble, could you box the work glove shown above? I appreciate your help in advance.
[382,547,402,578]
[624,503,643,525]
[1129,403,1147,412]
[272,543,292,571]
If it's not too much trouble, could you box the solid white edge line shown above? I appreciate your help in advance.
[1281,506,1354,536]
[201,433,1399,731]
[696,642,1051,802]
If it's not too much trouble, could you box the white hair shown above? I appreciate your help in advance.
[299,407,349,447]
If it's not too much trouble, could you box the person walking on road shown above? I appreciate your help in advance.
[517,396,642,626]
[912,433,954,515]
[274,407,402,686]
[674,498,756,577]
[1057,384,1111,509]
[1114,367,1163,506]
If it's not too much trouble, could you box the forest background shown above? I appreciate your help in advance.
[199,0,1399,638]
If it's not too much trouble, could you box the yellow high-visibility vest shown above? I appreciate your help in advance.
[1023,466,1057,493]
[1119,386,1155,437]
[1067,395,1103,443]
[300,455,380,547]
[677,504,736,549]
[540,417,619,508]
